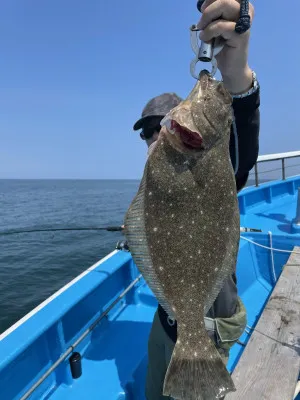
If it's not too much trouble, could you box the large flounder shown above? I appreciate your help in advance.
[124,70,240,399]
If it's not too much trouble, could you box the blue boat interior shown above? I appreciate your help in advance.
[1,177,300,400]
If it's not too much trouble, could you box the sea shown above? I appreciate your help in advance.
[0,177,265,334]
[0,179,139,334]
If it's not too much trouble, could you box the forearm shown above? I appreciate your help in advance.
[230,88,260,190]
[223,65,253,95]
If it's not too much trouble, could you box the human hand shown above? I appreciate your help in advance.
[197,0,254,94]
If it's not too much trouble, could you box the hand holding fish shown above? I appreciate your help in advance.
[197,0,254,94]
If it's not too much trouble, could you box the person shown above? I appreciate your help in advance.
[132,1,260,399]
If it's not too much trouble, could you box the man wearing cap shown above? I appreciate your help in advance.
[132,1,260,399]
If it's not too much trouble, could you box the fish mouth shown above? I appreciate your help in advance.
[170,120,203,150]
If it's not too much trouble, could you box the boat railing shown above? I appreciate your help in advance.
[248,151,300,187]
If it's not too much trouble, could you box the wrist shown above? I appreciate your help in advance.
[222,66,253,95]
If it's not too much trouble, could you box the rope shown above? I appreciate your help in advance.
[268,231,277,283]
[235,0,251,34]
[240,236,300,255]
[240,234,298,340]
[240,234,300,341]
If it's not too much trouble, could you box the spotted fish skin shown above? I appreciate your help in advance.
[124,70,240,399]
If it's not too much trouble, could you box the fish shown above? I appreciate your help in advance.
[124,70,240,400]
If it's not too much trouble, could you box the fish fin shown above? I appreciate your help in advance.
[163,332,235,400]
[124,170,175,319]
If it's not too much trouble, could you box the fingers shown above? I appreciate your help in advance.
[198,0,241,30]
[199,20,238,43]
[197,0,254,30]
[200,0,241,13]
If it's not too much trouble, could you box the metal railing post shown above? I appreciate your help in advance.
[254,163,259,186]
[246,151,300,189]
[295,187,300,225]
[282,158,286,180]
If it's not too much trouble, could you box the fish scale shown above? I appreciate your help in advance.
[125,70,240,399]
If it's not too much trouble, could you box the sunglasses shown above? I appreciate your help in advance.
[141,117,163,139]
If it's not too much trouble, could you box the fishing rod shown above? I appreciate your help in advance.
[0,226,124,236]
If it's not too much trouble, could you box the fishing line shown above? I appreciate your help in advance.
[0,226,124,236]
[232,110,239,175]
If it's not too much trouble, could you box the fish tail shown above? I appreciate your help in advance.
[163,331,236,400]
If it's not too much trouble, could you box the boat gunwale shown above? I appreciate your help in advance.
[0,249,133,371]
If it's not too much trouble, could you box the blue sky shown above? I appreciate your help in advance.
[0,0,299,179]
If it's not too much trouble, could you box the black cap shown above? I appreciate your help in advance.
[133,92,183,131]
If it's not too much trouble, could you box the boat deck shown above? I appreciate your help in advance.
[227,247,300,399]
[48,238,299,399]
[45,273,272,400]
[51,285,156,400]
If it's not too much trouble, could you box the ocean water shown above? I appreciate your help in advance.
[0,177,270,334]
[0,179,140,334]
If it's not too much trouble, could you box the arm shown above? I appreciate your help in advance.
[230,88,260,191]
[198,0,259,191]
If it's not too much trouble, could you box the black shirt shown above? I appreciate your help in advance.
[158,88,261,342]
